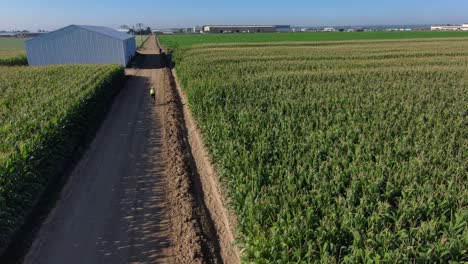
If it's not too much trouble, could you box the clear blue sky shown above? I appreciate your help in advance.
[1,0,467,31]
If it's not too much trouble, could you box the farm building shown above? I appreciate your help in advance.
[25,25,136,66]
[431,23,468,31]
[202,25,290,33]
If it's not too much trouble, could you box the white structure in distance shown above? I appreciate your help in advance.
[431,24,468,31]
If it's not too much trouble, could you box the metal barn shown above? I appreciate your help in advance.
[25,25,136,66]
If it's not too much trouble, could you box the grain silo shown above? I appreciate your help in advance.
[25,25,136,66]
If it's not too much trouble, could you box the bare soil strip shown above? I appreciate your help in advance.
[163,51,241,263]
[156,50,207,264]
[157,47,227,264]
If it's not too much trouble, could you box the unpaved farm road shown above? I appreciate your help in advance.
[25,37,177,264]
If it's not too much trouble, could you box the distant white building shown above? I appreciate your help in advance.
[323,27,336,32]
[192,26,203,33]
[202,25,290,33]
[116,28,130,33]
[0,32,16,37]
[431,23,468,31]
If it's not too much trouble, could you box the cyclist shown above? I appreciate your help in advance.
[150,86,155,102]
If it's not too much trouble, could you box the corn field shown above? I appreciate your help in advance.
[0,65,124,253]
[0,38,28,66]
[171,38,468,262]
[0,55,27,66]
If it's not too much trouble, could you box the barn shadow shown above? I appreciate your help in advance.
[129,51,165,70]
[164,53,176,69]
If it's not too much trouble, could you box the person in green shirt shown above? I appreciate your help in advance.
[150,86,155,102]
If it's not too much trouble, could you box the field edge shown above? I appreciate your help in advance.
[171,68,242,263]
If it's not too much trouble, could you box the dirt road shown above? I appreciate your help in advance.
[24,37,206,264]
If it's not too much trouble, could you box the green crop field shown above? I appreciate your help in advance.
[159,31,468,48]
[0,38,28,65]
[0,38,27,56]
[162,36,468,262]
[0,65,124,252]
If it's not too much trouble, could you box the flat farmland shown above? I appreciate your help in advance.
[0,38,27,57]
[162,36,468,262]
[159,31,468,48]
[0,38,28,65]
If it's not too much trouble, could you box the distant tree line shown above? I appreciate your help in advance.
[130,27,152,35]
[120,24,152,35]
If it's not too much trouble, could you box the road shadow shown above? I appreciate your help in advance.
[164,53,176,69]
[130,51,165,69]
[95,75,172,263]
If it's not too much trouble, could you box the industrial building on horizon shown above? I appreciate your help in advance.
[202,25,290,33]
[431,23,468,31]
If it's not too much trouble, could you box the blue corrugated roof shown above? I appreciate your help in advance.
[25,25,134,43]
[76,25,134,40]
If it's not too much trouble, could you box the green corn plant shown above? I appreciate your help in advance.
[0,64,124,254]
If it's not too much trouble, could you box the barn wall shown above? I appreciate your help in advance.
[123,38,136,66]
[26,27,129,66]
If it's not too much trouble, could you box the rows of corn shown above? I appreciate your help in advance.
[0,38,28,66]
[0,55,27,66]
[168,38,468,262]
[0,51,27,66]
[0,65,124,253]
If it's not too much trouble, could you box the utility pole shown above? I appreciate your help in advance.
[136,23,143,47]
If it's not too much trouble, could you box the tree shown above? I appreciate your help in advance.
[136,23,144,45]
[145,27,152,34]
[136,23,144,34]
